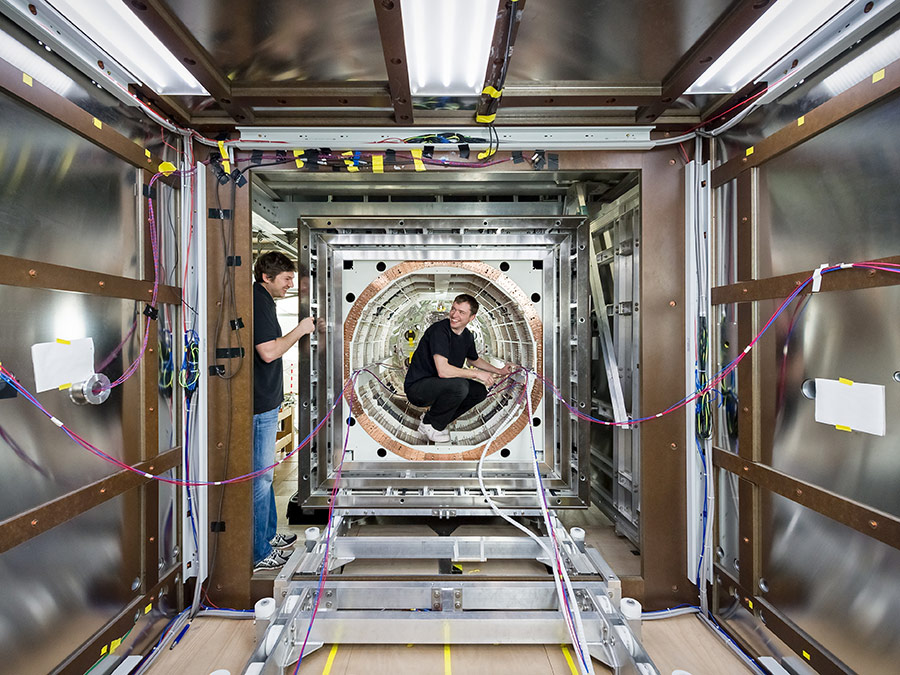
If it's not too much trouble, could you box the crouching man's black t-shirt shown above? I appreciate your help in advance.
[404,318,478,388]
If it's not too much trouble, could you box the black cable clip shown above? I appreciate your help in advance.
[230,169,247,187]
[143,304,159,320]
[230,317,244,330]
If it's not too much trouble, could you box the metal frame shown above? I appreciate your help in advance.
[298,216,591,514]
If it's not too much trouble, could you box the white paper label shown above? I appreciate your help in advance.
[31,338,95,393]
[814,378,886,436]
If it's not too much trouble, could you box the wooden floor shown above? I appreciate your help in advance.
[147,613,751,675]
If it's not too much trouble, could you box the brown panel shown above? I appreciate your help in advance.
[711,254,900,305]
[713,448,900,551]
[55,568,180,675]
[205,167,254,609]
[373,0,415,124]
[0,254,181,305]
[737,477,756,595]
[122,0,254,123]
[735,172,754,283]
[636,2,774,123]
[0,54,175,179]
[502,83,661,108]
[476,0,527,122]
[638,149,691,607]
[231,81,392,108]
[712,58,900,187]
[0,448,179,554]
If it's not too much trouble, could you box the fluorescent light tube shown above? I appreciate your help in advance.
[688,0,851,94]
[47,0,208,95]
[403,0,497,97]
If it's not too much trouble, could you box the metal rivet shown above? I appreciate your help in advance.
[98,281,105,287]
[669,300,676,307]
[670,443,677,449]
[743,465,749,472]
[796,488,802,496]
[149,537,155,542]
[869,520,878,529]
[31,519,38,526]
[743,537,750,543]
[28,269,37,277]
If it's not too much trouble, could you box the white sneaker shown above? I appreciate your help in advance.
[418,420,450,443]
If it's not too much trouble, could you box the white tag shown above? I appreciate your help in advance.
[31,338,95,393]
[814,378,886,436]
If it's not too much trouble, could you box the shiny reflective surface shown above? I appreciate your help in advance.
[0,90,141,278]
[757,94,900,277]
[0,492,142,674]
[162,0,387,82]
[763,493,900,674]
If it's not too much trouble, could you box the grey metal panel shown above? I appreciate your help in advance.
[757,94,900,278]
[0,90,142,278]
[0,491,142,675]
[762,492,900,675]
[510,0,735,84]
[716,469,740,577]
[0,287,143,520]
[162,0,388,82]
[765,285,900,518]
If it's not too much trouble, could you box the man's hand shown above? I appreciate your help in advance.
[473,370,496,387]
[498,363,517,376]
[298,316,316,336]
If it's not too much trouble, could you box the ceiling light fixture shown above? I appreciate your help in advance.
[402,0,498,97]
[687,0,852,94]
[46,0,208,96]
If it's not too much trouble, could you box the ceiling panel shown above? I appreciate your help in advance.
[162,0,388,83]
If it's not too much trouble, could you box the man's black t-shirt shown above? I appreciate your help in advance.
[404,318,478,387]
[253,281,283,414]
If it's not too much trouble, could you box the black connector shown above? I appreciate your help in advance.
[230,169,247,187]
[208,365,225,376]
[143,304,159,320]
[230,317,244,330]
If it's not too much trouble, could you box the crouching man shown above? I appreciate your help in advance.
[404,294,514,443]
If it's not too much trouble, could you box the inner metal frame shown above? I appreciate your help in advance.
[297,217,591,514]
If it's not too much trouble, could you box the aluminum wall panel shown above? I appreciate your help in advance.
[762,492,900,675]
[0,90,141,278]
[757,93,900,278]
[0,491,142,675]
[0,288,144,521]
[763,286,900,517]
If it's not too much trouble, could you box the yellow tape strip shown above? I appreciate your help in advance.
[372,154,384,173]
[444,644,452,675]
[561,645,578,675]
[322,644,339,675]
[745,146,754,156]
[93,117,102,130]
[477,148,497,160]
[23,72,33,87]
[411,148,425,172]
[482,85,503,99]
[475,113,496,124]
[58,383,71,391]
[839,377,854,386]
[145,148,152,159]
[748,599,754,609]
[873,68,885,84]
[797,116,805,127]
[218,141,231,173]
[144,603,153,614]
[802,650,811,661]
[56,338,71,345]
[100,645,108,656]
[293,149,305,169]
[158,161,177,176]
[835,425,852,432]
[110,638,121,653]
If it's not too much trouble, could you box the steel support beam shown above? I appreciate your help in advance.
[372,0,414,124]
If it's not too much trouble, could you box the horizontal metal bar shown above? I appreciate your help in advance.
[0,254,182,305]
[264,201,563,218]
[329,535,547,561]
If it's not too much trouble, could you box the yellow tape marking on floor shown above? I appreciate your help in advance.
[444,643,452,675]
[561,644,578,675]
[322,644,339,675]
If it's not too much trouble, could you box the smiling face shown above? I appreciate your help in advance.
[262,270,295,298]
[448,300,475,333]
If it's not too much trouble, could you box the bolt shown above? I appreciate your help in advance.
[326,590,333,597]
[28,269,37,277]
[149,536,155,542]
[743,407,749,413]
[869,520,878,529]
[454,590,461,598]
[31,519,38,526]
[742,287,749,293]
[743,537,750,543]
[326,602,332,608]
[743,465,749,472]
[148,407,154,412]
[455,601,461,609]
[669,158,676,165]
[796,488,802,497]
[670,442,677,449]
[669,300,677,307]
[217,442,223,449]
[98,281,105,287]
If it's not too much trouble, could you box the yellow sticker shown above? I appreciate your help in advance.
[56,338,71,345]
[836,425,852,432]
[802,650,811,660]
[100,645,108,656]
[873,69,885,84]
[292,149,305,169]
[372,154,384,174]
[748,599,753,609]
[217,141,231,173]
[144,603,153,614]
[93,117,102,130]
[475,113,496,124]
[110,638,121,653]
[411,148,425,172]
[58,383,72,391]
[158,161,177,176]
[745,146,754,157]
[839,377,854,386]
[22,73,33,87]
[797,116,805,126]
[482,85,503,99]
[145,148,152,159]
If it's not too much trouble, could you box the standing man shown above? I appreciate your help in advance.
[253,252,316,572]
[404,294,514,443]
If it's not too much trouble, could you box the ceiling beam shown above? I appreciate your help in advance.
[372,0,414,124]
[121,0,254,123]
[501,83,661,108]
[476,0,527,124]
[230,82,392,108]
[635,0,774,124]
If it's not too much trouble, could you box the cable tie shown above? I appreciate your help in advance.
[144,472,154,479]
[743,345,752,354]
[144,304,159,320]
[811,263,829,293]
[840,262,853,269]
[214,481,222,486]
[50,416,64,427]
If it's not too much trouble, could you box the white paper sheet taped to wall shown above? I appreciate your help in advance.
[31,338,95,393]
[814,377,885,436]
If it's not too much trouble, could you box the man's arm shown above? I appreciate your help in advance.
[256,316,316,363]
[467,357,515,376]
[433,354,495,386]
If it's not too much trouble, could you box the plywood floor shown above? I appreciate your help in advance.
[147,613,751,675]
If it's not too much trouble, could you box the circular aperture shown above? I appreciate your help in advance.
[801,379,816,399]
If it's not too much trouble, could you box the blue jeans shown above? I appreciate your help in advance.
[252,407,279,564]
